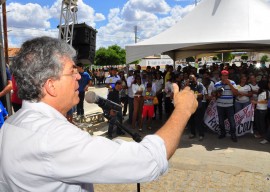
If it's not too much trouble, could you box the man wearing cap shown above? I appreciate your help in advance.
[213,70,238,142]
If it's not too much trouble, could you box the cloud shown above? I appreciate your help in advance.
[7,0,105,47]
[8,3,51,29]
[96,0,196,49]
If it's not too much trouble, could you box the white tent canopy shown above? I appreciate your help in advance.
[126,0,270,63]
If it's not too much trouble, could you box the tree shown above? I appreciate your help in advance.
[217,52,234,62]
[95,45,126,66]
[260,55,269,63]
[212,56,218,61]
[186,56,195,63]
[241,55,248,61]
[108,45,126,64]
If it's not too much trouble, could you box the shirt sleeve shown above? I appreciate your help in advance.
[6,68,11,81]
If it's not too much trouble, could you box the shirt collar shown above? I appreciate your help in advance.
[21,101,67,121]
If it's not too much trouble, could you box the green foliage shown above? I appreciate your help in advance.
[217,52,234,62]
[241,55,248,61]
[260,55,269,63]
[95,45,126,66]
[212,56,218,61]
[186,56,195,63]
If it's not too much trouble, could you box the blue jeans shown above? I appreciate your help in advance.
[217,106,236,136]
[235,101,250,113]
[128,97,134,124]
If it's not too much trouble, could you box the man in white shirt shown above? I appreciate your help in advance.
[0,36,198,192]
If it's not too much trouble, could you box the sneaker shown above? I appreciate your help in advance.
[231,135,238,142]
[189,134,196,139]
[199,136,204,141]
[254,133,263,139]
[260,139,269,144]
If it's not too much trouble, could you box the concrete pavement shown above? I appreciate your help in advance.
[80,86,270,192]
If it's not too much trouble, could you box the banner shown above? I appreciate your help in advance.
[204,100,254,136]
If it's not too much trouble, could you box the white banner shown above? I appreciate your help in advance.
[204,100,254,136]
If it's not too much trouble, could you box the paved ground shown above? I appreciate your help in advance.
[80,86,270,192]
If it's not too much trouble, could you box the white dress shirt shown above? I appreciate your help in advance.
[0,101,168,192]
[132,84,145,96]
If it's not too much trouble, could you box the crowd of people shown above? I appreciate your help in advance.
[105,62,270,144]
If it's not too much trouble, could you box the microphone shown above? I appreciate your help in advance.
[85,91,122,112]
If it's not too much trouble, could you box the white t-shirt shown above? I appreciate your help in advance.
[249,83,260,101]
[236,84,251,103]
[256,91,269,110]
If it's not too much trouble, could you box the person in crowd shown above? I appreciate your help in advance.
[0,100,8,128]
[107,80,125,138]
[251,80,269,140]
[132,75,145,129]
[153,72,164,120]
[235,75,252,113]
[127,70,135,124]
[186,74,205,141]
[212,70,238,142]
[11,75,22,112]
[134,64,141,75]
[0,66,12,109]
[76,63,93,119]
[100,68,105,84]
[211,70,220,83]
[105,67,120,91]
[119,71,128,116]
[249,74,260,101]
[259,80,270,144]
[139,83,155,131]
[0,36,198,191]
[164,76,174,118]
[165,65,173,84]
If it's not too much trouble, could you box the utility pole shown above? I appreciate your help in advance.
[2,1,8,64]
[0,0,12,115]
[134,25,138,43]
[195,0,197,6]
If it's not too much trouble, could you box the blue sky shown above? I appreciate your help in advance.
[6,0,270,49]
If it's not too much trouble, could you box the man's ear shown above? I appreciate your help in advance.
[44,79,57,97]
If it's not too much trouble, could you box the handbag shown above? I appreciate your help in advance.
[153,96,159,105]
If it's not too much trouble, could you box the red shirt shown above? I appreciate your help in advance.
[11,76,22,104]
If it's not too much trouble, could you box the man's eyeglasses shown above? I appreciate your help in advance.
[61,71,79,79]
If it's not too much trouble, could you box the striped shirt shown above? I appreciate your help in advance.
[214,80,237,107]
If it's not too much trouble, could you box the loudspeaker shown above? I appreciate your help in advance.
[72,23,97,46]
[71,23,97,64]
[73,44,96,64]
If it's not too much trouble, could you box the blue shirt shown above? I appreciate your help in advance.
[0,101,8,128]
[78,72,91,92]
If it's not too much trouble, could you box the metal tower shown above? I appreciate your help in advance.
[58,0,78,44]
